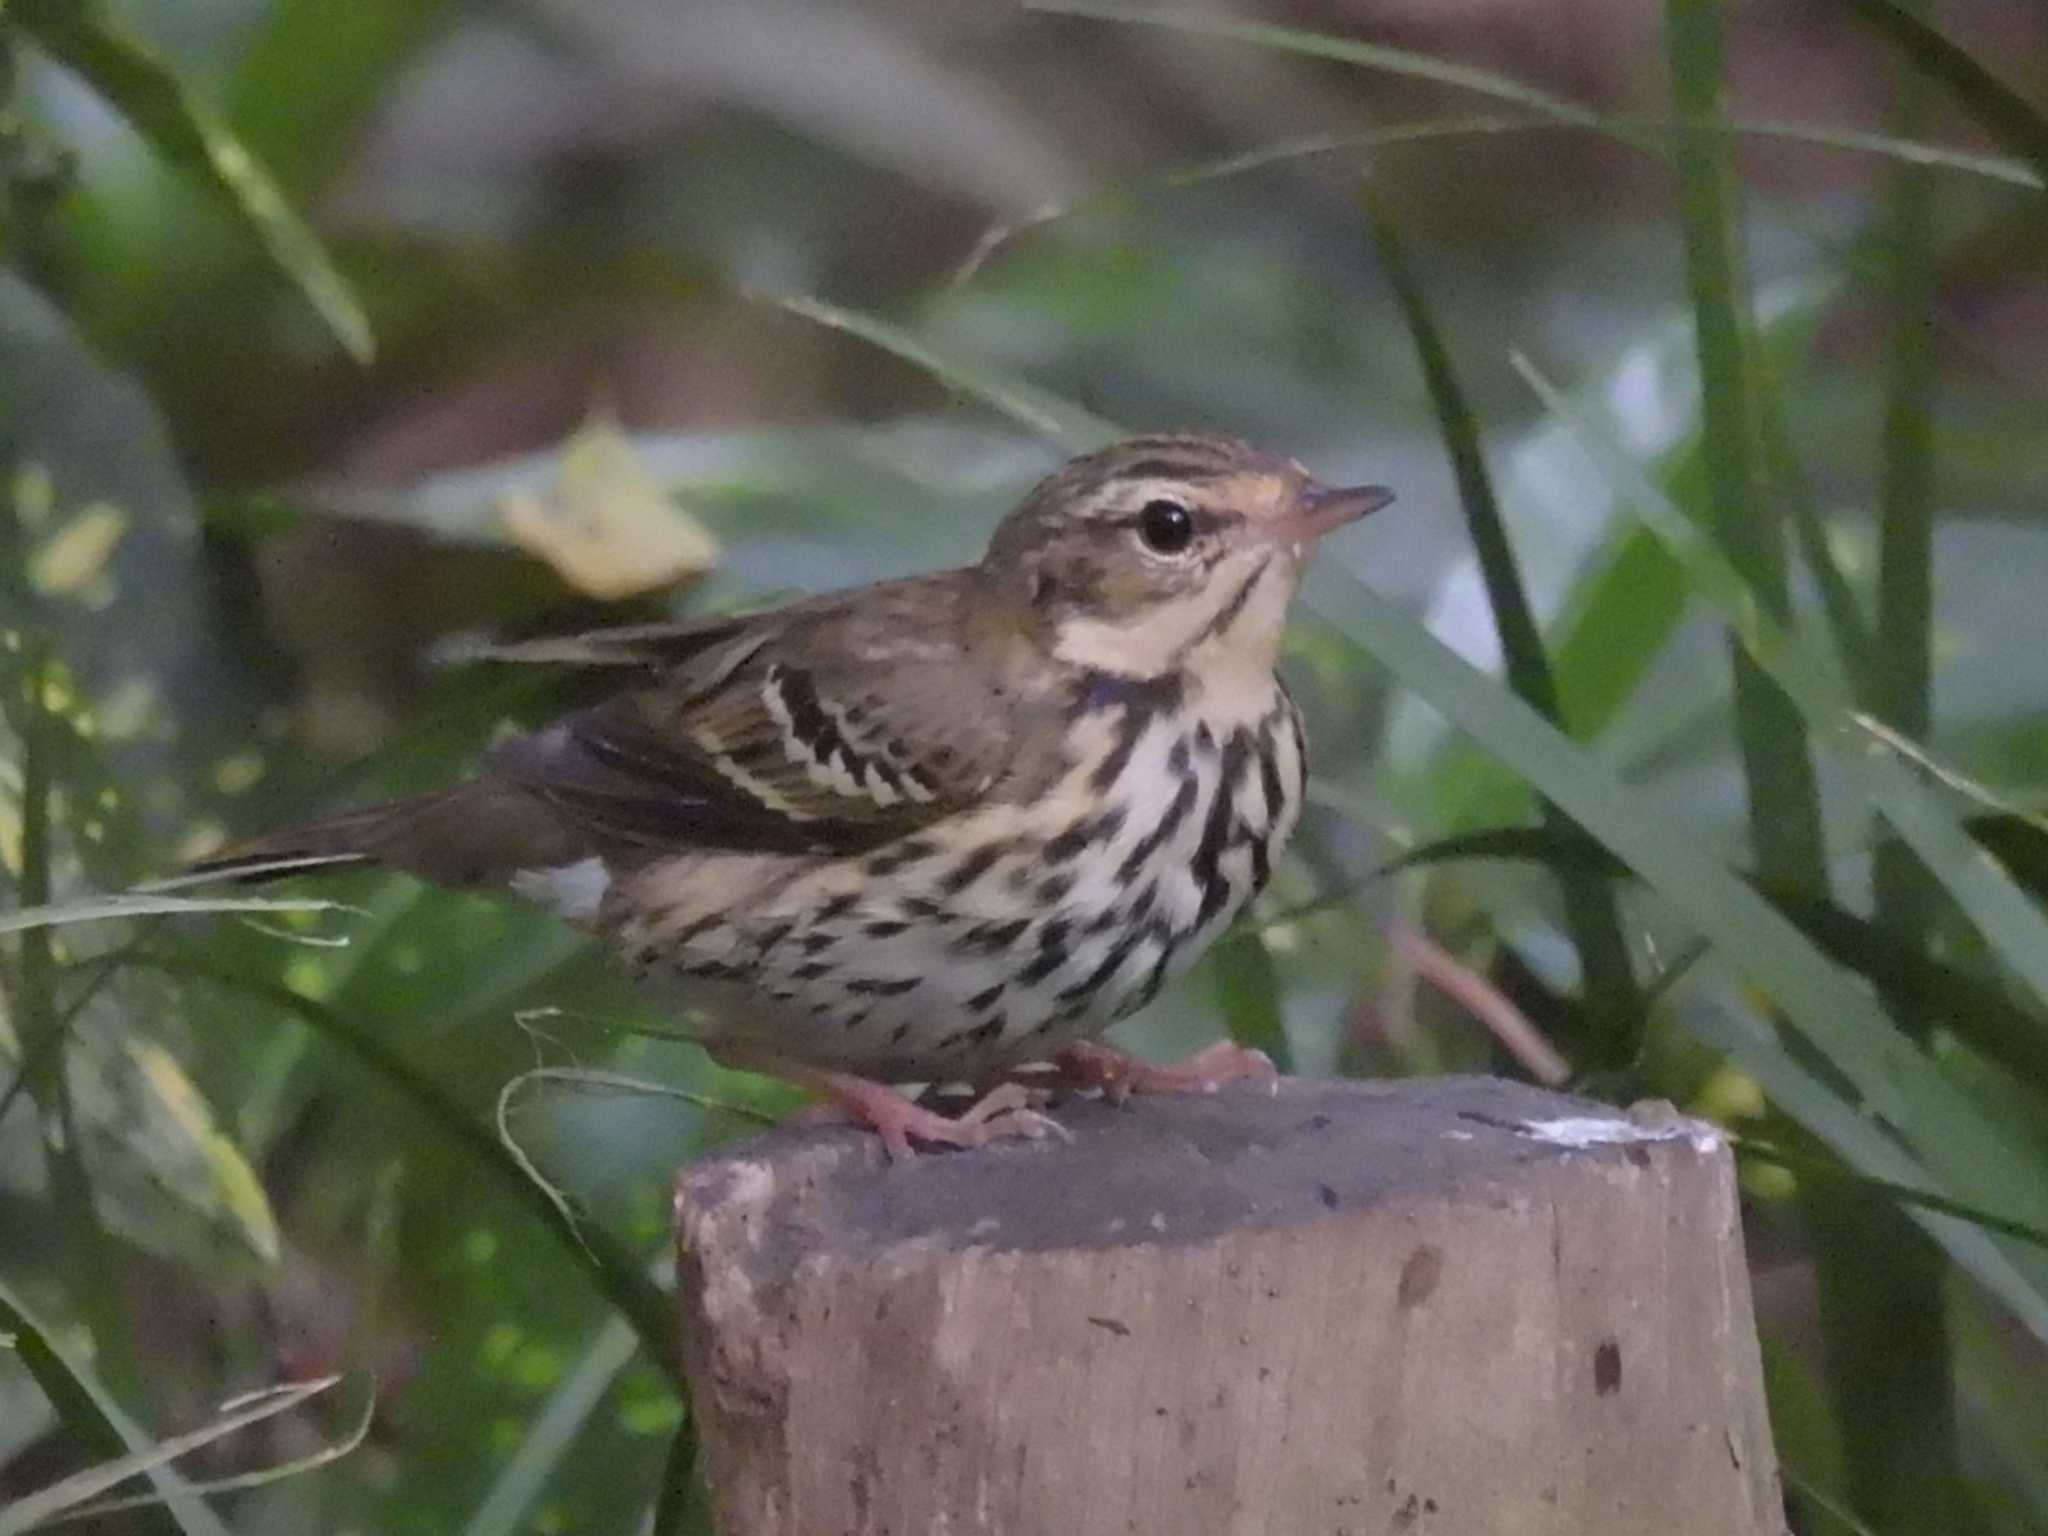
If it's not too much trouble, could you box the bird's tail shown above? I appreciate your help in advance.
[156,780,583,894]
[152,799,426,891]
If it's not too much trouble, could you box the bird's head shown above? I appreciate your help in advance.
[983,432,1393,683]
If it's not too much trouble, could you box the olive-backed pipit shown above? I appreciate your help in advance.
[199,433,1393,1156]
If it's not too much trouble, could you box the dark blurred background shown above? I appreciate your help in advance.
[3,2,2047,1532]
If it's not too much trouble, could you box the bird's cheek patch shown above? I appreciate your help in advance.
[1041,556,1106,611]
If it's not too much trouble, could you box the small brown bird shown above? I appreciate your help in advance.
[201,433,1393,1157]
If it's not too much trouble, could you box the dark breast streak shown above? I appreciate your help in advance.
[620,674,1306,1082]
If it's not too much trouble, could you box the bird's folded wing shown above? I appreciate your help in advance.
[486,623,1016,860]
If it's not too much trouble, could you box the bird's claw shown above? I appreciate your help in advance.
[1051,1039,1279,1104]
[813,1074,1071,1162]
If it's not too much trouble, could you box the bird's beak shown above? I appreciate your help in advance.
[1285,482,1396,544]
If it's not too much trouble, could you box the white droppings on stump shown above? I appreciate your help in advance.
[672,1075,1787,1536]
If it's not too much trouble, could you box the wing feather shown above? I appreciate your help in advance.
[478,577,1023,862]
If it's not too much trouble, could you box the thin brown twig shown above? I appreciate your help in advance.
[1387,922,1572,1086]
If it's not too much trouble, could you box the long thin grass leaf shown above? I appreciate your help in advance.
[1838,56,1962,1527]
[1667,0,1830,896]
[1386,825,2048,1094]
[226,0,452,197]
[1831,0,2048,185]
[49,1399,373,1526]
[0,1377,343,1536]
[1871,90,1941,975]
[1784,1466,1888,1536]
[459,1316,641,1536]
[1030,2,1604,127]
[1427,522,1688,832]
[11,0,373,361]
[650,1415,705,1536]
[1735,1137,2048,1250]
[1364,185,1644,1067]
[1516,355,2048,1008]
[1686,982,2048,1339]
[130,958,679,1379]
[1756,390,1877,697]
[0,1280,227,1536]
[756,292,1117,452]
[962,113,2035,284]
[1302,560,2048,1334]
[1027,2,2042,190]
[0,892,343,936]
[5,640,152,1420]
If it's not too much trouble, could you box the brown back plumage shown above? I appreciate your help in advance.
[186,431,1386,897]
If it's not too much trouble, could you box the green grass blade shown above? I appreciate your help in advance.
[964,117,2034,286]
[0,1376,344,1536]
[0,892,343,936]
[1836,53,1958,1528]
[1712,115,2039,187]
[1871,84,1941,965]
[1516,355,2048,1009]
[1670,7,1956,1512]
[1302,560,2048,1328]
[1027,3,2041,191]
[31,1379,373,1526]
[1831,0,2048,185]
[3,639,151,1418]
[459,1315,642,1536]
[11,0,374,361]
[1677,966,2048,1341]
[1029,2,1604,128]
[1735,1137,2048,1250]
[1427,521,1688,832]
[1363,190,1560,730]
[226,0,452,197]
[1756,388,1878,697]
[1783,1471,1885,1536]
[1666,0,1829,895]
[650,1415,706,1536]
[1364,185,1644,1069]
[131,958,679,1380]
[758,292,1118,453]
[0,1278,225,1536]
[1386,826,2048,1096]
[1965,814,2048,901]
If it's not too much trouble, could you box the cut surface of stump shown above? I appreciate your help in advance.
[673,1074,1785,1536]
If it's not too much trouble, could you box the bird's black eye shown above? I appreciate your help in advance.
[1137,499,1195,555]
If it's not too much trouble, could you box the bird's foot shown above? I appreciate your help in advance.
[1050,1039,1278,1105]
[811,1073,1069,1163]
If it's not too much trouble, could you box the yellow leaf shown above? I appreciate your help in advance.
[499,417,718,599]
[128,1041,282,1266]
[29,505,127,595]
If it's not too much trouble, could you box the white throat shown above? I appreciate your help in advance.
[1051,552,1297,693]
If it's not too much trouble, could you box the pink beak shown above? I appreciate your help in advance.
[1289,482,1396,542]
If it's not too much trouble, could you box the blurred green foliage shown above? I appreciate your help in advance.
[2,1,2047,1532]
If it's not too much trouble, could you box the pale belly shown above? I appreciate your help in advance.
[600,686,1305,1083]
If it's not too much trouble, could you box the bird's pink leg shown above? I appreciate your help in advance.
[711,1042,1065,1161]
[1051,1039,1278,1105]
[804,1074,1067,1162]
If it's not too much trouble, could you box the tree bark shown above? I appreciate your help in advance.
[673,1075,1785,1536]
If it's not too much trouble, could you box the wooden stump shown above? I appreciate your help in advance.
[672,1075,1785,1536]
